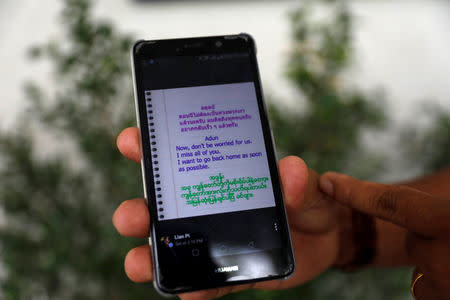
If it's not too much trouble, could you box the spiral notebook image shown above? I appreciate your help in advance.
[144,82,276,221]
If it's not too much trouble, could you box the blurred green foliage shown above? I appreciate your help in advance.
[0,0,448,299]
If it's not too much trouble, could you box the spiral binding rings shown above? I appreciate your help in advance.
[145,90,164,219]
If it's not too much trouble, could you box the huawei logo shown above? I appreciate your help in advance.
[214,265,239,273]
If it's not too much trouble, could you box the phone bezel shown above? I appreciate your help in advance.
[131,34,295,294]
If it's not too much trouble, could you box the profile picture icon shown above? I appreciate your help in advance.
[161,236,173,248]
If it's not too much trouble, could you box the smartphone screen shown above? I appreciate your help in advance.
[132,34,294,294]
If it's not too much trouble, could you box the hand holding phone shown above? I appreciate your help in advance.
[114,34,340,297]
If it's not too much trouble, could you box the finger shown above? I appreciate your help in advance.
[179,290,216,300]
[179,284,253,300]
[124,245,153,282]
[279,156,336,233]
[117,127,141,163]
[113,198,149,238]
[319,172,449,238]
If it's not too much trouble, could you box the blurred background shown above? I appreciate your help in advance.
[0,0,449,299]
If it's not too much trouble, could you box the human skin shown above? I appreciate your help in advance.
[113,127,450,300]
[319,171,450,300]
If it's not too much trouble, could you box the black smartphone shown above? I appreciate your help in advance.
[131,34,295,295]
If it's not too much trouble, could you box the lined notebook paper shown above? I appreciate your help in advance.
[145,82,275,221]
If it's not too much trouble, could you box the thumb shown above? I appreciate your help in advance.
[318,172,447,238]
[279,156,337,234]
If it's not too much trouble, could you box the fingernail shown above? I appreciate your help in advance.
[319,177,334,197]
